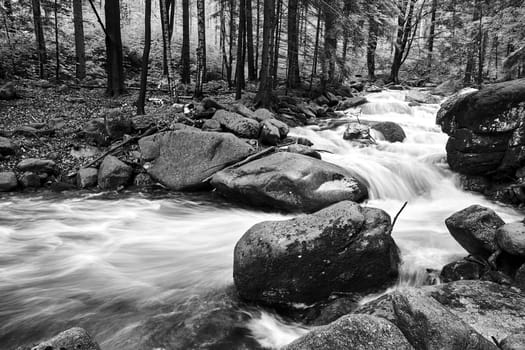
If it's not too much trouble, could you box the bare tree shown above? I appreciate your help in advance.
[255,0,276,107]
[31,0,47,78]
[137,0,152,115]
[72,0,86,80]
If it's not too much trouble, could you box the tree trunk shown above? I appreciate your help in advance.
[321,2,337,91]
[54,0,60,81]
[137,0,152,115]
[286,0,300,88]
[367,18,378,80]
[105,0,124,96]
[389,0,416,84]
[272,0,283,84]
[427,0,437,69]
[195,0,206,98]
[181,0,191,84]
[309,4,322,92]
[255,0,260,74]
[72,0,86,80]
[255,0,276,108]
[464,0,481,85]
[31,0,47,78]
[160,0,176,98]
[235,0,246,99]
[246,0,256,80]
[228,0,236,87]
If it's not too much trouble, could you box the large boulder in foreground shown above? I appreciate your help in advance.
[283,314,414,350]
[28,327,101,350]
[234,201,400,306]
[140,130,254,191]
[445,205,505,258]
[211,152,367,212]
[356,287,498,350]
[97,155,132,190]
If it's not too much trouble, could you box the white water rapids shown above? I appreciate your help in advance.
[0,90,521,349]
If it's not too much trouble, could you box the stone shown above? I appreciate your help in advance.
[286,144,321,159]
[77,168,98,189]
[202,119,222,131]
[19,172,41,188]
[446,128,509,154]
[17,158,57,174]
[447,151,505,175]
[343,123,372,143]
[496,222,525,257]
[336,96,368,111]
[131,115,156,131]
[440,258,484,282]
[433,79,463,96]
[445,205,505,258]
[356,287,498,350]
[501,334,525,350]
[372,121,406,143]
[405,90,441,104]
[97,155,132,190]
[201,97,225,110]
[254,108,275,121]
[212,110,260,138]
[0,136,16,156]
[283,314,413,350]
[105,109,133,139]
[29,327,100,350]
[81,118,109,147]
[515,264,525,290]
[211,152,368,213]
[0,82,16,100]
[232,103,257,120]
[0,172,17,191]
[141,130,254,191]
[133,173,155,187]
[234,201,399,305]
[259,119,280,145]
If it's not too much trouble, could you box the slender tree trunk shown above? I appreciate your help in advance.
[246,0,256,80]
[389,0,416,84]
[464,0,481,85]
[72,0,86,80]
[321,2,337,91]
[427,0,437,69]
[181,0,191,84]
[54,0,59,81]
[137,0,152,115]
[31,0,47,78]
[195,0,206,98]
[105,0,124,96]
[220,0,232,84]
[272,0,282,84]
[160,0,177,100]
[309,4,321,92]
[235,0,246,99]
[255,0,260,74]
[286,0,300,88]
[255,0,276,108]
[228,0,235,87]
[367,18,378,80]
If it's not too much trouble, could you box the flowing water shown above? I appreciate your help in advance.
[0,90,522,349]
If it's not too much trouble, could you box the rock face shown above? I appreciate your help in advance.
[29,327,101,350]
[445,205,505,258]
[356,287,498,350]
[211,152,368,212]
[496,222,525,257]
[283,314,414,350]
[0,172,17,191]
[436,79,525,176]
[97,155,132,190]
[233,201,400,306]
[140,130,254,191]
[212,110,260,138]
[77,168,99,189]
[372,121,406,143]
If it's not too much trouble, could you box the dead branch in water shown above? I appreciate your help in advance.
[390,201,408,234]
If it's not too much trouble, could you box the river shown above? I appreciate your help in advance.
[0,90,521,349]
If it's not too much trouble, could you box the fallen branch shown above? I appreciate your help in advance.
[390,201,408,235]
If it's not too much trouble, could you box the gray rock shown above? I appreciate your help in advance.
[343,123,372,143]
[97,155,132,190]
[0,136,16,156]
[234,201,399,305]
[141,130,254,191]
[405,90,441,104]
[0,172,17,191]
[516,264,525,290]
[286,144,321,159]
[133,173,155,187]
[212,110,260,138]
[283,314,413,350]
[232,103,257,120]
[202,119,221,131]
[336,96,368,111]
[105,109,133,139]
[440,258,484,282]
[254,108,275,121]
[372,121,406,143]
[131,115,156,131]
[17,158,56,174]
[211,152,368,213]
[30,327,100,350]
[260,120,280,145]
[81,118,109,147]
[445,205,505,258]
[501,334,525,350]
[77,168,98,189]
[0,82,16,100]
[496,222,525,257]
[20,172,41,188]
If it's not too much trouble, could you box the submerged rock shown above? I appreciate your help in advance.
[372,121,406,143]
[28,327,101,350]
[283,314,413,350]
[211,152,368,212]
[233,201,400,306]
[97,155,132,190]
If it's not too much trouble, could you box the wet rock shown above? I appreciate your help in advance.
[496,222,525,257]
[440,258,484,282]
[133,173,155,187]
[28,327,100,350]
[0,171,17,191]
[356,287,498,350]
[77,168,98,189]
[234,201,399,306]
[445,205,505,258]
[500,334,525,350]
[0,82,17,100]
[372,121,406,143]
[202,119,221,131]
[20,172,41,188]
[17,158,57,175]
[405,90,441,104]
[336,96,368,111]
[283,314,413,350]
[254,108,275,121]
[343,123,374,145]
[447,151,505,175]
[0,136,16,156]
[97,155,132,190]
[286,144,321,159]
[447,129,509,154]
[259,120,280,145]
[212,110,260,138]
[515,264,525,290]
[141,130,254,191]
[211,152,368,213]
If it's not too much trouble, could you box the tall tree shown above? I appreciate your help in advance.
[389,0,416,84]
[31,0,46,78]
[72,0,86,80]
[464,0,482,85]
[181,0,191,84]
[367,17,378,80]
[235,0,246,99]
[54,0,59,81]
[195,0,206,98]
[287,0,300,88]
[426,0,437,69]
[321,1,338,91]
[246,0,256,80]
[105,0,124,96]
[255,0,276,107]
[137,0,152,115]
[160,0,175,76]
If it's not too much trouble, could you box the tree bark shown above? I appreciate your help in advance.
[427,0,437,69]
[389,0,416,84]
[246,0,256,80]
[72,0,86,80]
[137,0,151,115]
[321,2,337,91]
[104,0,124,96]
[286,0,300,88]
[195,0,206,98]
[54,0,59,81]
[255,0,276,108]
[31,0,47,79]
[464,0,481,85]
[235,0,246,99]
[181,0,191,84]
[272,0,283,83]
[367,18,378,80]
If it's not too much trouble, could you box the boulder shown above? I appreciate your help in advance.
[405,90,441,104]
[133,173,155,187]
[201,119,222,131]
[131,115,156,131]
[201,97,225,110]
[233,201,400,305]
[104,109,133,140]
[81,118,109,147]
[212,110,260,138]
[445,205,505,258]
[447,129,509,154]
[140,130,254,191]
[28,327,100,350]
[0,82,17,100]
[97,155,132,190]
[372,122,406,143]
[259,119,280,145]
[336,97,368,111]
[501,334,525,350]
[343,123,372,142]
[447,151,506,175]
[496,222,525,257]
[440,258,484,282]
[0,136,16,156]
[433,79,463,96]
[283,314,413,350]
[356,287,498,350]
[77,168,98,189]
[211,152,368,212]
[253,108,275,121]
[0,172,17,191]
[19,172,41,188]
[232,103,257,120]
[17,158,56,174]
[286,144,321,159]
